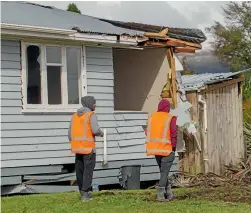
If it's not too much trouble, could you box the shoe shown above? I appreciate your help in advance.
[81,191,93,202]
[165,185,175,200]
[156,187,168,202]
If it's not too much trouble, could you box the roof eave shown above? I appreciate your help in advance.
[0,23,144,49]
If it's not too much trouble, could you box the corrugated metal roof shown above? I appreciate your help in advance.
[1,1,144,36]
[99,19,207,44]
[181,69,251,91]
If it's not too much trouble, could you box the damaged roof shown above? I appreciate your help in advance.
[1,1,144,36]
[1,1,206,43]
[99,19,206,44]
[181,69,251,91]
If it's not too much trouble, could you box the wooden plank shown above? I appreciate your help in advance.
[1,156,75,168]
[1,69,21,77]
[87,93,114,100]
[114,114,124,121]
[2,155,178,169]
[1,53,21,62]
[118,138,145,147]
[1,176,22,186]
[1,143,70,153]
[1,127,117,138]
[96,100,114,107]
[87,72,114,80]
[202,77,245,93]
[1,84,21,92]
[1,141,144,153]
[87,51,113,59]
[1,40,20,47]
[1,165,63,176]
[1,91,21,99]
[122,113,147,120]
[21,185,78,194]
[87,58,113,66]
[1,99,21,107]
[86,47,112,53]
[174,47,196,54]
[116,126,144,134]
[95,107,114,114]
[1,106,114,115]
[117,120,146,127]
[167,37,202,49]
[86,65,114,73]
[1,76,21,84]
[1,61,21,69]
[1,114,115,123]
[113,132,146,141]
[1,45,21,54]
[87,79,114,87]
[87,86,114,94]
[1,150,73,160]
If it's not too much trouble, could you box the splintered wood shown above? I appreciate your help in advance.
[171,157,251,188]
[162,48,178,108]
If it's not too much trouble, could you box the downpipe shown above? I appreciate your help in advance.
[198,94,207,133]
[102,128,108,167]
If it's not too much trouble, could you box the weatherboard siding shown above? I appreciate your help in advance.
[1,40,177,187]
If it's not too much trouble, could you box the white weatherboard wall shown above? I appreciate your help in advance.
[1,40,178,187]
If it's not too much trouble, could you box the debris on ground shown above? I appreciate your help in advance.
[169,157,251,188]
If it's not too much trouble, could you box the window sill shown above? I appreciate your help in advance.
[22,108,79,114]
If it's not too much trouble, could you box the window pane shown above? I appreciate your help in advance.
[46,46,62,63]
[47,66,62,104]
[66,47,81,104]
[26,45,41,104]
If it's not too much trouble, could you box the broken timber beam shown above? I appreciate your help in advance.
[144,28,168,38]
[175,47,196,54]
[165,48,178,108]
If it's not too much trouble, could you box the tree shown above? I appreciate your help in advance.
[67,3,81,14]
[181,56,195,75]
[206,2,251,100]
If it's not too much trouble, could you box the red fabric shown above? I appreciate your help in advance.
[157,99,177,148]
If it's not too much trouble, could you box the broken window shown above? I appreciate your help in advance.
[26,45,41,104]
[22,43,84,111]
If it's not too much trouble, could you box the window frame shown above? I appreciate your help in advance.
[21,41,87,113]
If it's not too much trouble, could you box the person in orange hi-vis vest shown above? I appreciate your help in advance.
[68,96,104,201]
[145,99,177,202]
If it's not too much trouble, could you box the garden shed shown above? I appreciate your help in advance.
[180,71,250,175]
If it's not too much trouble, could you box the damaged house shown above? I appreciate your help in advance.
[1,2,208,194]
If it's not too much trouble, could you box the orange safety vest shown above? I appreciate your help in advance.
[70,111,95,154]
[145,112,173,156]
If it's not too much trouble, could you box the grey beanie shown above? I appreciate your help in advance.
[81,96,96,111]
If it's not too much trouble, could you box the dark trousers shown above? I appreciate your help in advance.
[155,152,175,188]
[75,152,96,192]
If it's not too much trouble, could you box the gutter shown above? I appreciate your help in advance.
[198,94,207,133]
[1,23,76,35]
[1,23,142,49]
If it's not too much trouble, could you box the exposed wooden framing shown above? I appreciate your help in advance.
[201,77,245,93]
[159,28,169,36]
[175,47,196,54]
[144,28,168,38]
[167,37,201,49]
[165,48,178,108]
[166,40,186,47]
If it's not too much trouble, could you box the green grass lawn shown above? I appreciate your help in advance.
[2,186,251,213]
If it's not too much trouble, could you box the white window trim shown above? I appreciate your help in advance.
[21,41,87,114]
